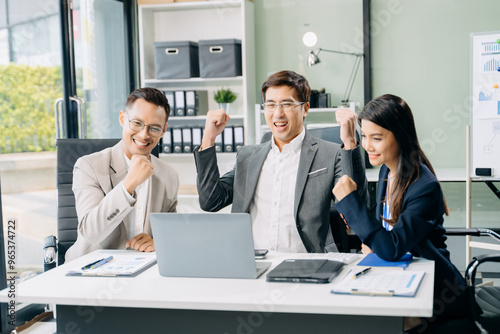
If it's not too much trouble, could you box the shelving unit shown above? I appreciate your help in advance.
[137,0,256,145]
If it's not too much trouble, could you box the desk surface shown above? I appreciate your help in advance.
[0,250,434,318]
[366,167,467,182]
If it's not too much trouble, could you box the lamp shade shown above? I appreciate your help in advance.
[307,50,320,67]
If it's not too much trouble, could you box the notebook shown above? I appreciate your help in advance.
[266,259,344,283]
[356,253,413,270]
[331,270,425,297]
[150,213,271,279]
[66,250,157,277]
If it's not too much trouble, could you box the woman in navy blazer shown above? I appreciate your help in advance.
[333,94,468,329]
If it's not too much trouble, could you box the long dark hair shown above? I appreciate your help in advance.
[359,94,448,224]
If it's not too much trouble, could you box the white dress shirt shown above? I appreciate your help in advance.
[123,154,149,241]
[250,128,308,253]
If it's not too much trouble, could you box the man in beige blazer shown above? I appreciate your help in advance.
[65,88,178,262]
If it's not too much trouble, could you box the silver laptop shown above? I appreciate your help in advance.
[150,213,271,279]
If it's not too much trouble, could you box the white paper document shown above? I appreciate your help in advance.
[67,251,157,277]
[331,270,425,297]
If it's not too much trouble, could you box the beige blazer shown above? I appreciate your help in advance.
[65,141,178,262]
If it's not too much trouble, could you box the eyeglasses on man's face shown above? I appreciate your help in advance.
[126,113,165,137]
[262,102,305,112]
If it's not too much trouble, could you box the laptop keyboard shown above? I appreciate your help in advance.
[255,262,272,278]
[309,252,362,265]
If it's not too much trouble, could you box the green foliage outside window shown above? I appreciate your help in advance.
[0,63,61,153]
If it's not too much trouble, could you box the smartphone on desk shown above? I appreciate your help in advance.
[254,249,269,259]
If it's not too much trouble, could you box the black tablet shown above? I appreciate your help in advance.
[266,259,344,284]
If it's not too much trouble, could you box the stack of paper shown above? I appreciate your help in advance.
[331,269,425,297]
[67,251,157,277]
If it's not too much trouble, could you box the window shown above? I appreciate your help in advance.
[1,0,60,276]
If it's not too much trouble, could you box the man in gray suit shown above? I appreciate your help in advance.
[66,88,179,262]
[194,70,367,253]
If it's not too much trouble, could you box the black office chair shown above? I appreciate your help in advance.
[43,138,160,270]
[407,228,500,334]
[444,228,500,334]
[260,127,362,253]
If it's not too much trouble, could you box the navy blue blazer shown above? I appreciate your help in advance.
[336,163,467,319]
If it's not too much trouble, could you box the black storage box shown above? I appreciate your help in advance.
[154,41,199,79]
[198,39,242,78]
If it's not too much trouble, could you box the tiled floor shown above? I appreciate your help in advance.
[13,318,56,334]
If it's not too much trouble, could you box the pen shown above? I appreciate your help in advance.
[81,258,104,270]
[90,256,113,269]
[352,267,372,279]
[351,289,394,296]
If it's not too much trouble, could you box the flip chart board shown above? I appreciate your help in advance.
[470,31,500,180]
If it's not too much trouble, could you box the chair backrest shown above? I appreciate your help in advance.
[56,139,160,265]
[260,126,356,145]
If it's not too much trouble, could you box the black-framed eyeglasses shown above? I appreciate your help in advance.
[262,102,305,112]
[126,113,165,137]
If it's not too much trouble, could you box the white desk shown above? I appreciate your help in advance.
[0,251,434,333]
[365,167,467,183]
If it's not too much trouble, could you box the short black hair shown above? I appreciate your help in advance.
[125,87,171,122]
[261,70,311,103]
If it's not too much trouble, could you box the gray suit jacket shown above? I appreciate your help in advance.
[194,131,367,253]
[65,141,179,262]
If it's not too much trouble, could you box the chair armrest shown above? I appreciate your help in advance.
[445,228,500,242]
[43,235,58,272]
[445,228,482,236]
[466,254,500,286]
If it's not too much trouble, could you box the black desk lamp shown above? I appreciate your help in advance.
[308,48,364,104]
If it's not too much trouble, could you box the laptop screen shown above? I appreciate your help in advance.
[151,213,262,279]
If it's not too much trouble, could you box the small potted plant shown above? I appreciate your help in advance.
[213,88,237,114]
